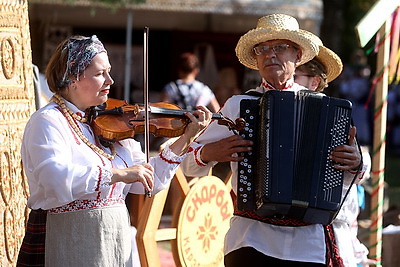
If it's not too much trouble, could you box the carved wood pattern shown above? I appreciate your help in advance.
[0,0,35,266]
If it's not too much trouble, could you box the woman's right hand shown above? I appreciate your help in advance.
[111,163,154,192]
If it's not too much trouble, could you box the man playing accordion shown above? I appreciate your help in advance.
[181,13,369,267]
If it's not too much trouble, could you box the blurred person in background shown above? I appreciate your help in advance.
[161,52,220,112]
[338,49,372,147]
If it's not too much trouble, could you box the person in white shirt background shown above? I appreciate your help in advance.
[161,52,220,112]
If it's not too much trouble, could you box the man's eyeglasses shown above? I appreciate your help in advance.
[253,43,293,56]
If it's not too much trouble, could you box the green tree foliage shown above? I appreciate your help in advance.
[341,0,376,62]
[321,0,375,64]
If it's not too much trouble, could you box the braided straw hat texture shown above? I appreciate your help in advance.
[316,46,343,82]
[304,31,343,82]
[235,14,320,70]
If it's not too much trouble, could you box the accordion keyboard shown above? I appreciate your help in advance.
[236,90,353,224]
[237,98,260,211]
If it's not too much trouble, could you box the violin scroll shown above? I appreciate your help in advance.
[216,116,246,132]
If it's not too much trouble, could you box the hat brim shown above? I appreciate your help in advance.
[316,46,343,82]
[235,28,319,70]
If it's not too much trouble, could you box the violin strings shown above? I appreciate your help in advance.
[52,94,116,160]
[149,106,186,116]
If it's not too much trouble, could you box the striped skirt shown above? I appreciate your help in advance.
[17,209,48,267]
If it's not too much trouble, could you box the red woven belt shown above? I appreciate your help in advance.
[233,209,312,227]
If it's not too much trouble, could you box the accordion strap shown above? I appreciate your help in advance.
[243,90,264,97]
[332,120,364,220]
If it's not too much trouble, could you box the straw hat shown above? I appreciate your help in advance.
[315,46,343,82]
[235,14,320,70]
[304,31,343,82]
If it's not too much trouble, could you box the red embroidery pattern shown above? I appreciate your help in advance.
[116,151,128,167]
[194,146,207,166]
[96,166,103,192]
[49,198,125,214]
[233,209,311,227]
[159,150,181,164]
[262,79,294,91]
[324,224,345,267]
[95,166,105,200]
[231,192,311,226]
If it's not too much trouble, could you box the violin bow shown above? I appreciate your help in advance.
[143,26,152,197]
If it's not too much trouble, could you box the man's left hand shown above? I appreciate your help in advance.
[330,126,361,171]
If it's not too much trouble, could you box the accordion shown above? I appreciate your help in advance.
[237,90,352,225]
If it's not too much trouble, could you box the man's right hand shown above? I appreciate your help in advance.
[200,135,253,163]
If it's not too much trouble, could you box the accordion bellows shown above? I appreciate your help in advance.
[237,90,352,225]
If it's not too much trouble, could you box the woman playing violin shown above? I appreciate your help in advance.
[17,35,212,267]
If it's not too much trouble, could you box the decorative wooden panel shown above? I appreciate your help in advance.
[0,0,35,266]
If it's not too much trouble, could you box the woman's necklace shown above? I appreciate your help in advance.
[52,94,116,160]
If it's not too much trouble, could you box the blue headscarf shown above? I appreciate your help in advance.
[58,35,106,88]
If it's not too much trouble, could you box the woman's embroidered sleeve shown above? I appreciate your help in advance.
[159,144,188,164]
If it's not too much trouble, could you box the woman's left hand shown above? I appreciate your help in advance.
[183,105,213,138]
[168,106,212,156]
[330,126,362,171]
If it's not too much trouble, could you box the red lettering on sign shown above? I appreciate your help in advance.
[201,185,209,203]
[187,206,195,222]
[185,182,232,222]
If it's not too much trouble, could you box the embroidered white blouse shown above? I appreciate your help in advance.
[22,99,186,211]
[180,79,368,264]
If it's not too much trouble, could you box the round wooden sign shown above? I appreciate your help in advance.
[173,176,233,266]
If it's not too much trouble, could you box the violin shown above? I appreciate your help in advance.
[90,98,245,143]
